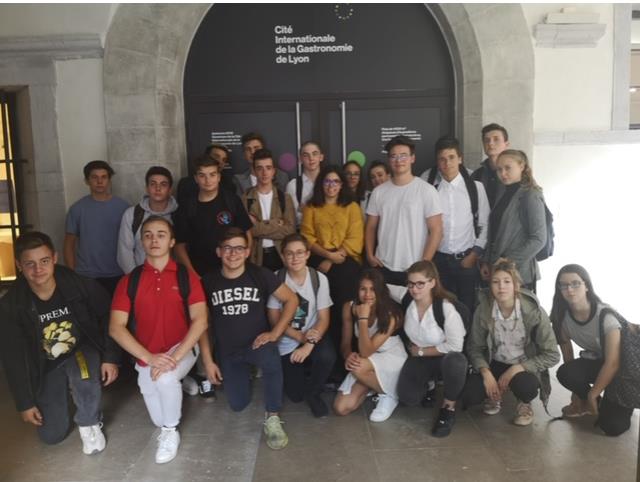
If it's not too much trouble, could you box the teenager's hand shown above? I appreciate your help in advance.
[328,251,346,264]
[101,362,119,386]
[305,328,322,344]
[249,213,259,225]
[21,407,43,426]
[205,362,223,385]
[479,262,490,281]
[345,352,361,371]
[460,252,479,269]
[408,342,421,357]
[497,364,523,393]
[366,253,384,268]
[354,302,371,320]
[148,353,177,371]
[252,331,277,349]
[587,389,599,416]
[482,371,501,401]
[317,259,333,273]
[290,343,314,364]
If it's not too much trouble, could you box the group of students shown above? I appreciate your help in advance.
[0,125,635,469]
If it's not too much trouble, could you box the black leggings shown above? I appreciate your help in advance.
[397,352,468,405]
[463,360,540,406]
[557,357,634,436]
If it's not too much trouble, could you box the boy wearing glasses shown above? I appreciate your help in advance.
[365,135,443,287]
[0,232,121,455]
[173,156,253,276]
[200,227,298,450]
[267,233,335,417]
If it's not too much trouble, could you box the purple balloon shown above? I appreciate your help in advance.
[279,152,297,172]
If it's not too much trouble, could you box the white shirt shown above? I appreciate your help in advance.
[366,177,442,272]
[257,190,274,248]
[267,268,333,356]
[436,173,490,254]
[492,299,527,365]
[286,173,315,225]
[404,299,465,353]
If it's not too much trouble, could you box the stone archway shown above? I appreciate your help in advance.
[103,3,534,202]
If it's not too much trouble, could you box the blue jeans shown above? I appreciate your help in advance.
[36,344,102,444]
[219,342,283,413]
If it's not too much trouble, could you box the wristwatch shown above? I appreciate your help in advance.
[417,349,424,357]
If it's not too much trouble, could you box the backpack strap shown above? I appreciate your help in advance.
[176,263,192,325]
[131,204,146,237]
[126,265,144,334]
[296,175,303,204]
[426,167,438,186]
[460,168,480,238]
[276,188,285,213]
[433,297,445,329]
[598,307,625,358]
[308,266,320,306]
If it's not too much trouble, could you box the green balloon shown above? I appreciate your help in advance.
[347,150,366,167]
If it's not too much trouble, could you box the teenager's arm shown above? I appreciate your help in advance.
[422,214,443,261]
[198,330,223,384]
[357,316,396,358]
[63,233,77,270]
[109,310,176,370]
[365,214,382,267]
[341,203,364,259]
[171,302,208,362]
[340,301,355,360]
[267,307,305,343]
[253,283,298,348]
[173,243,196,273]
[116,209,137,274]
[590,329,621,400]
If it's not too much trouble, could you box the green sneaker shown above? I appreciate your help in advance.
[263,415,288,450]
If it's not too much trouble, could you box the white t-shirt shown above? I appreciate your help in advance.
[286,173,315,225]
[562,303,621,359]
[267,268,333,356]
[257,190,274,248]
[492,299,527,365]
[403,299,465,353]
[366,177,442,271]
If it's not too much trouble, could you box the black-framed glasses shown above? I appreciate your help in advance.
[558,280,583,291]
[221,245,247,255]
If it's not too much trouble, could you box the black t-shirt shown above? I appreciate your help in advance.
[32,289,82,370]
[202,266,280,356]
[173,190,252,275]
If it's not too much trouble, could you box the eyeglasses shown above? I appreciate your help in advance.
[323,179,342,186]
[221,245,247,255]
[389,153,410,162]
[558,280,584,291]
[407,279,432,289]
[284,250,307,259]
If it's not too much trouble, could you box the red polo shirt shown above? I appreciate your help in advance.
[112,259,205,365]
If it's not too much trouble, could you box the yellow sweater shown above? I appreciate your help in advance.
[301,202,364,263]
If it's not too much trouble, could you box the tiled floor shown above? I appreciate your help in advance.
[1,368,637,482]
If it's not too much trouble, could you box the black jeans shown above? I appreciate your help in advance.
[376,266,408,287]
[36,344,103,444]
[557,358,634,436]
[434,251,478,316]
[463,360,539,406]
[397,352,468,405]
[280,337,336,402]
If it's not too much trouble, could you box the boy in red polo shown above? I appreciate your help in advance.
[109,215,208,464]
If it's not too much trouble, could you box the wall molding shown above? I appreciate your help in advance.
[534,129,640,145]
[0,34,103,60]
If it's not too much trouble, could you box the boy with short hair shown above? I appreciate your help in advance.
[267,233,336,417]
[471,123,510,207]
[64,160,129,295]
[173,156,253,276]
[233,132,289,195]
[199,227,298,450]
[0,231,121,454]
[109,216,208,464]
[242,148,296,271]
[117,166,178,274]
[286,140,324,225]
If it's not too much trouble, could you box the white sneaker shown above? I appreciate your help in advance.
[483,399,502,416]
[181,375,199,396]
[369,394,399,422]
[79,423,106,455]
[155,427,180,464]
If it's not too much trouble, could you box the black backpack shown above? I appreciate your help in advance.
[126,263,191,334]
[598,308,640,409]
[535,202,555,261]
[131,204,146,236]
[426,167,481,238]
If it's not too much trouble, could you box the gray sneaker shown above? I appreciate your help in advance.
[263,415,288,450]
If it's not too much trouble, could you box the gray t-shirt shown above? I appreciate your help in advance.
[65,195,129,278]
[562,303,620,359]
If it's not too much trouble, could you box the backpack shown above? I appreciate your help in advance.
[426,167,481,238]
[598,308,640,409]
[276,267,320,306]
[126,263,191,334]
[535,202,555,261]
[131,204,146,236]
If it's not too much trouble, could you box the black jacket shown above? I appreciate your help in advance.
[0,265,122,412]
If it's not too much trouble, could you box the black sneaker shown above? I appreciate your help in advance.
[198,378,216,402]
[421,387,437,408]
[431,407,456,438]
[306,393,329,418]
